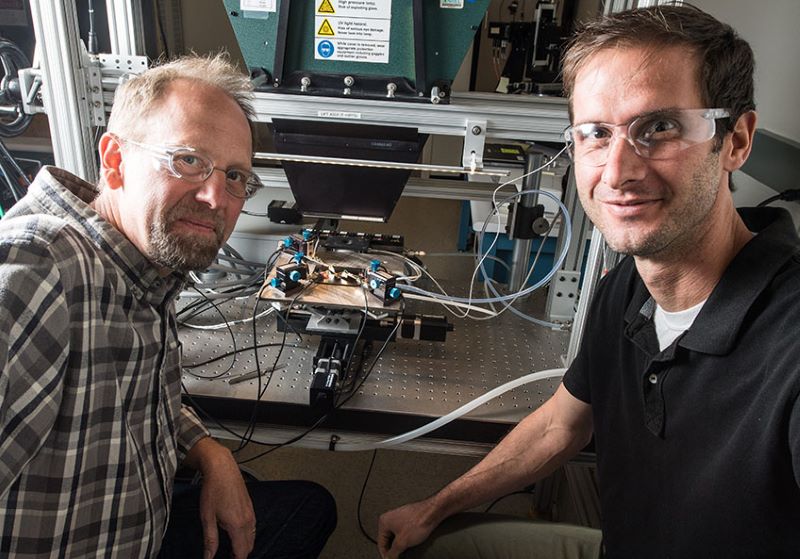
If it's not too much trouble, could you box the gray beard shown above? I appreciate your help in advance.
[148,202,225,272]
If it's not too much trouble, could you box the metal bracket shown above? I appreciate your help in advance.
[18,68,45,116]
[462,119,487,171]
[545,270,581,322]
[87,61,105,126]
[98,53,148,74]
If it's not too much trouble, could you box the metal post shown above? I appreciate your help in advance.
[106,0,146,56]
[545,168,592,321]
[565,227,606,365]
[507,152,544,292]
[28,0,98,181]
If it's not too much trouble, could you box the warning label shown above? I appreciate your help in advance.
[314,38,389,63]
[313,0,391,64]
[241,0,276,11]
[317,0,335,14]
[315,0,391,19]
[314,16,390,41]
[317,18,335,36]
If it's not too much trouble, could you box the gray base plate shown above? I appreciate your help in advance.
[179,282,569,435]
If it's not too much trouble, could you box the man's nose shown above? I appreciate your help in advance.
[194,168,228,208]
[600,133,647,189]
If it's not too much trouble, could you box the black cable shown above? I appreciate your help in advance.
[181,382,307,447]
[357,450,379,545]
[236,281,276,452]
[233,301,402,460]
[185,285,238,380]
[340,286,370,388]
[183,342,285,369]
[336,306,404,409]
[236,279,315,452]
[483,488,536,513]
[235,413,330,464]
[757,189,800,207]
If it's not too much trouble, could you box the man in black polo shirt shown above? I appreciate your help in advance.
[378,5,800,559]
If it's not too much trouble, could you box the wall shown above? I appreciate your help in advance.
[692,0,799,143]
[691,0,799,224]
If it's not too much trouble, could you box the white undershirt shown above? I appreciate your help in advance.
[653,299,707,351]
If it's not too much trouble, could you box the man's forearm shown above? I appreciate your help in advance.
[424,385,592,524]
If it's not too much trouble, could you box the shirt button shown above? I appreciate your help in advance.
[648,374,658,384]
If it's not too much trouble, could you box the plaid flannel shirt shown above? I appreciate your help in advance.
[0,167,209,557]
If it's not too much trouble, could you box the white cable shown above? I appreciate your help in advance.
[179,307,275,330]
[334,368,566,451]
[402,293,497,317]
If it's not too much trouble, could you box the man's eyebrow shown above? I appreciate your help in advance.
[574,106,684,126]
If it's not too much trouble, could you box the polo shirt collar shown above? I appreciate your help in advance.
[624,207,799,356]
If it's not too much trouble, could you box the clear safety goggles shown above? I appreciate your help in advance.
[122,138,263,199]
[564,108,730,167]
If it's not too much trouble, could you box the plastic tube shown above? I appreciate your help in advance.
[335,367,565,451]
[402,293,497,317]
[398,189,572,305]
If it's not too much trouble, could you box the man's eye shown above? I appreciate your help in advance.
[175,154,205,169]
[578,125,612,141]
[225,170,246,183]
[638,118,680,142]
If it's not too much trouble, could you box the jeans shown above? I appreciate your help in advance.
[158,480,337,559]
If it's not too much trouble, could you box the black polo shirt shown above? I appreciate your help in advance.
[564,207,800,558]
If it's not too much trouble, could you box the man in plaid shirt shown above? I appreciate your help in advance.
[0,54,335,558]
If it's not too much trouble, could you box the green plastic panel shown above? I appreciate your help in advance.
[222,0,490,88]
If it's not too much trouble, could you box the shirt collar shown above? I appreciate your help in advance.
[624,207,799,356]
[30,166,185,304]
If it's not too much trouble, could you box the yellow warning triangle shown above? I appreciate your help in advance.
[318,0,335,14]
[318,18,335,36]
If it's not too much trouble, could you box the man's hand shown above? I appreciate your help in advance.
[184,437,256,559]
[378,499,440,559]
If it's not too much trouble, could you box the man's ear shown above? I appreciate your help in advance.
[721,110,757,173]
[98,133,125,189]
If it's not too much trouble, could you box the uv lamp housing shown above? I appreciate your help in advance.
[224,0,491,222]
[223,0,491,104]
[272,118,424,222]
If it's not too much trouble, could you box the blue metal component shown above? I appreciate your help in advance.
[294,252,304,264]
[370,259,381,272]
[369,278,380,290]
[388,287,401,300]
[289,270,302,282]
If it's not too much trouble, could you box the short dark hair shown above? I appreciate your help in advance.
[562,3,755,138]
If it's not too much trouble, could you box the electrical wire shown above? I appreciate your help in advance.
[757,188,800,207]
[399,188,571,306]
[484,488,536,513]
[396,148,572,315]
[357,450,379,545]
[179,307,274,331]
[181,286,238,380]
[183,342,287,369]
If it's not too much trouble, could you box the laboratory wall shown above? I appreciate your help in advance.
[693,0,800,142]
[692,0,799,224]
